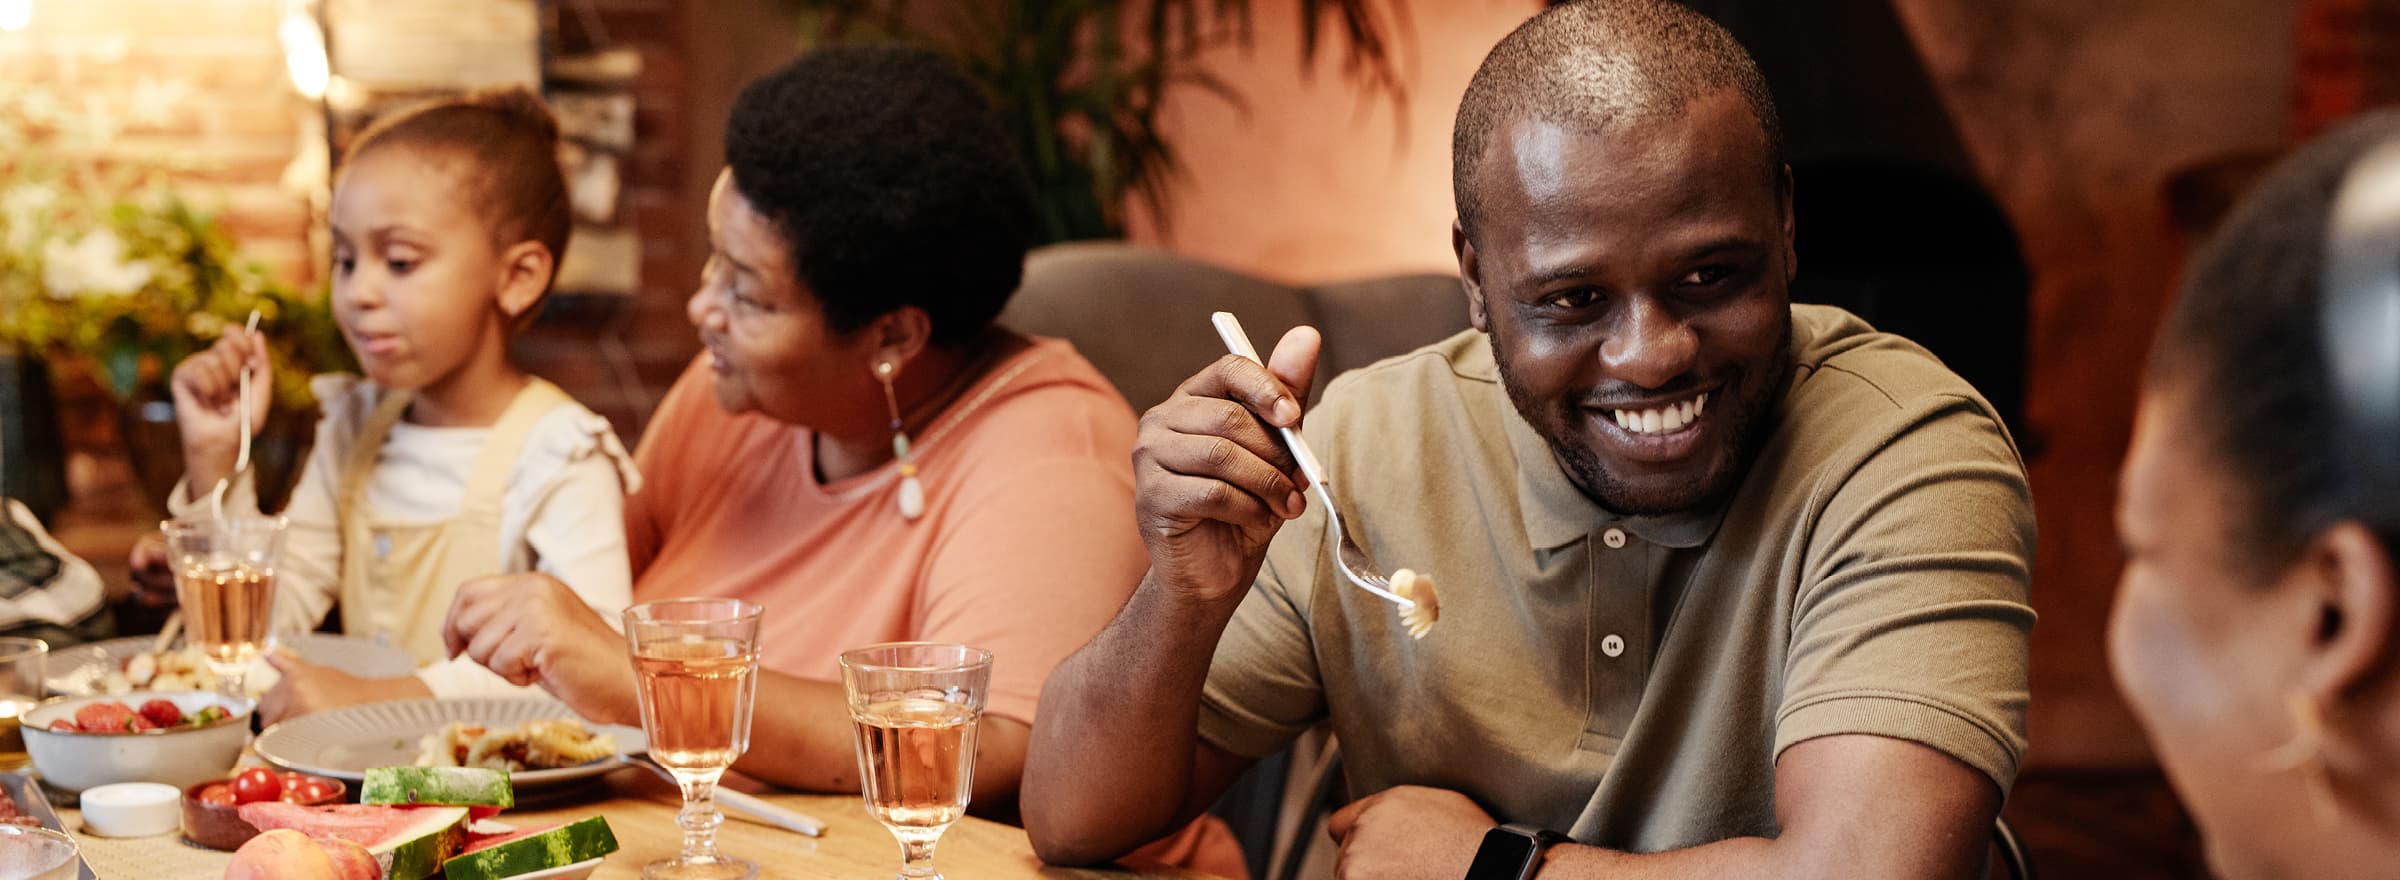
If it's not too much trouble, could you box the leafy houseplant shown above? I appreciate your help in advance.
[0,178,349,411]
[780,0,1407,243]
[0,85,353,514]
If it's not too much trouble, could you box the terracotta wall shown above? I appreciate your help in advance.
[1125,0,1544,283]
[1132,0,2303,769]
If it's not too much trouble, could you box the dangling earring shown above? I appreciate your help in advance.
[2261,691,2338,822]
[878,361,925,520]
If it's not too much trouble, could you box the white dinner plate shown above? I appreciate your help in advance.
[252,698,645,790]
[44,634,419,697]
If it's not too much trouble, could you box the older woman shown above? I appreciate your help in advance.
[2111,110,2400,879]
[436,46,1242,874]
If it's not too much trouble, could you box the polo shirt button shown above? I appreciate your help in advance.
[1602,528,1627,549]
[1602,634,1626,657]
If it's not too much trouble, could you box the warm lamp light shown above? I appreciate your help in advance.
[0,0,32,32]
[279,5,327,99]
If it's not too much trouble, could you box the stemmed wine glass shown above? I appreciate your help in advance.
[839,643,992,880]
[624,598,763,880]
[159,515,286,701]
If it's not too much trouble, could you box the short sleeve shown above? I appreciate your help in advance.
[624,357,716,577]
[914,454,1147,726]
[1194,505,1330,760]
[1774,399,2036,791]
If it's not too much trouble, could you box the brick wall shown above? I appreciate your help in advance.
[513,0,704,442]
[0,0,314,281]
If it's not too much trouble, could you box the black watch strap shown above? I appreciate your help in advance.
[1463,823,1569,880]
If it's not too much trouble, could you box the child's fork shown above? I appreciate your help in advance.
[1210,312,1439,638]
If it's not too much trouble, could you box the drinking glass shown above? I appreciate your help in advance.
[0,825,80,880]
[839,643,992,880]
[0,639,45,771]
[624,599,763,880]
[160,515,286,700]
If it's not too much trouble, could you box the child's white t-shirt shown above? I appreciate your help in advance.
[172,374,639,698]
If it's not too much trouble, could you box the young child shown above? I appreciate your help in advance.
[152,87,637,721]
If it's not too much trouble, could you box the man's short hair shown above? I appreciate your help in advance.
[1451,0,1783,242]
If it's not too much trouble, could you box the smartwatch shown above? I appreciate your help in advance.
[1462,823,1568,880]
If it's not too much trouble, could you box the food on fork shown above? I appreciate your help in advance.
[1390,569,1441,639]
[413,719,616,772]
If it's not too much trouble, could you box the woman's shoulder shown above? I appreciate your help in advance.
[934,337,1136,458]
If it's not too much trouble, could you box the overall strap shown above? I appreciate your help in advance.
[456,379,574,521]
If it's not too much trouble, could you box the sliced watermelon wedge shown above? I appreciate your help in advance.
[364,766,514,811]
[240,802,471,880]
[443,816,618,880]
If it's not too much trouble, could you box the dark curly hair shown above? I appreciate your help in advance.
[2150,109,2400,576]
[724,45,1038,347]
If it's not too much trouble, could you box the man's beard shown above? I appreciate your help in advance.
[1490,326,1791,517]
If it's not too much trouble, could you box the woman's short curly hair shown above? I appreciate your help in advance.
[724,45,1039,347]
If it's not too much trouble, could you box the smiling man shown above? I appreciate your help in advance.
[1025,1,2035,878]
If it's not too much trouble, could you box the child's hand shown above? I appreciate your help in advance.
[169,328,273,495]
[126,534,178,607]
[256,651,430,725]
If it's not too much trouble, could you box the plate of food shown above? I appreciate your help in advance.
[252,698,643,791]
[45,634,419,698]
[0,772,97,879]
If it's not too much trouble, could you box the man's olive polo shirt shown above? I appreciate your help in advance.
[1196,305,2036,852]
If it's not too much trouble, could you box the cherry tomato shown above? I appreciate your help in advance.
[136,699,182,729]
[288,779,339,804]
[231,768,281,805]
[198,784,236,807]
[280,773,305,793]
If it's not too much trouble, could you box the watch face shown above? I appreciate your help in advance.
[1463,827,1542,880]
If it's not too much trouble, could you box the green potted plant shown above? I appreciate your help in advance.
[780,0,1407,243]
[0,83,352,516]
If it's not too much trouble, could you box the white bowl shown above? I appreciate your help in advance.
[21,691,252,793]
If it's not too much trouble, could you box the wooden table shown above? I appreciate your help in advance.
[62,768,1218,879]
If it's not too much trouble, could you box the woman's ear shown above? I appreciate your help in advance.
[495,241,555,323]
[867,305,935,372]
[2298,521,2400,714]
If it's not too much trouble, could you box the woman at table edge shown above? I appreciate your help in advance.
[432,46,1242,875]
[2110,110,2400,879]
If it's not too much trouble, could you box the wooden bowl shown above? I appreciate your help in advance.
[180,774,345,851]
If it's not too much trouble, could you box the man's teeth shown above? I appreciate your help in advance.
[1611,393,1708,435]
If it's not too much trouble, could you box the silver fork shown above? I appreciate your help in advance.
[1210,313,1420,615]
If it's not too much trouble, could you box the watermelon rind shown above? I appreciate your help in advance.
[364,766,516,809]
[370,806,472,880]
[237,803,469,880]
[442,816,619,880]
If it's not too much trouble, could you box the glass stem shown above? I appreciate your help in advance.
[673,769,728,863]
[894,826,943,879]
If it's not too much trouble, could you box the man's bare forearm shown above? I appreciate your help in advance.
[1024,573,1243,865]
